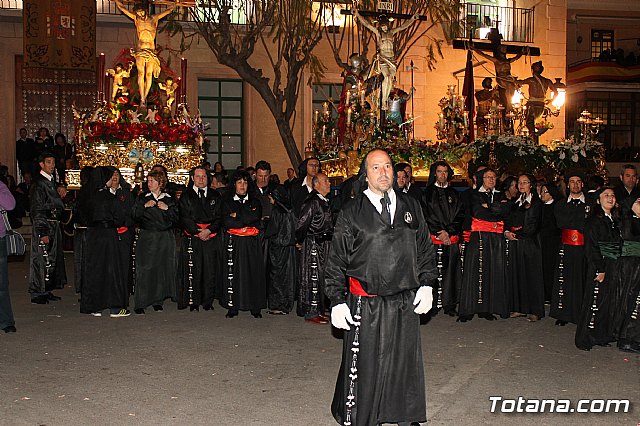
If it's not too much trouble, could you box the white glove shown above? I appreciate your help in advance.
[413,286,434,314]
[331,303,355,330]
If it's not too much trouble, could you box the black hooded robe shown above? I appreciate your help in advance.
[176,186,222,310]
[575,214,621,350]
[324,191,437,426]
[613,211,640,349]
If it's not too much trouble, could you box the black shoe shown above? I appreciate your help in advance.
[618,342,640,354]
[456,315,473,323]
[2,325,16,333]
[555,319,568,326]
[31,295,49,304]
[225,309,238,318]
[444,309,457,317]
[251,310,262,318]
[46,292,62,301]
[203,304,213,311]
[152,305,163,312]
[479,313,497,321]
[190,306,199,312]
[134,308,145,315]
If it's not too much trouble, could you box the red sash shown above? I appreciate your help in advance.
[185,223,217,239]
[431,234,460,245]
[227,227,260,237]
[471,218,504,234]
[562,229,584,246]
[463,230,471,243]
[116,226,128,234]
[348,277,377,297]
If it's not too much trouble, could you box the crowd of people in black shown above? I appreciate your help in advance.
[598,47,640,67]
[0,145,638,355]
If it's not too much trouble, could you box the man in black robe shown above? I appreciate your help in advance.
[16,128,37,176]
[613,164,640,207]
[29,152,67,304]
[550,171,590,326]
[254,160,273,271]
[296,172,333,324]
[291,157,321,217]
[423,161,464,316]
[325,149,436,426]
[177,166,222,312]
[458,168,511,322]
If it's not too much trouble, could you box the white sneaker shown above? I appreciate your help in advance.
[91,312,102,317]
[110,309,131,318]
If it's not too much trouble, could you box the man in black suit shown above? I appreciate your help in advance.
[16,128,37,176]
[395,163,423,202]
[614,164,640,208]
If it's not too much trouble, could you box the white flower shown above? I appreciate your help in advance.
[572,153,579,162]
[559,151,566,160]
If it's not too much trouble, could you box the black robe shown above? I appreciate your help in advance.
[132,192,178,310]
[575,214,621,350]
[290,179,313,218]
[112,184,136,296]
[264,202,297,313]
[219,193,267,312]
[613,183,640,208]
[176,187,222,309]
[422,183,464,313]
[324,191,437,426]
[401,182,423,203]
[505,196,545,318]
[613,212,640,346]
[539,201,561,302]
[459,189,511,318]
[81,184,128,314]
[72,186,91,294]
[29,173,66,294]
[550,197,590,323]
[295,191,333,317]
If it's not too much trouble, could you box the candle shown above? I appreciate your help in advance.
[463,111,468,127]
[97,53,105,101]
[346,107,352,125]
[322,125,326,139]
[180,57,188,103]
[104,72,110,105]
[323,102,328,113]
[314,110,319,124]
[360,90,365,106]
[346,90,351,105]
[439,113,445,128]
[459,96,465,109]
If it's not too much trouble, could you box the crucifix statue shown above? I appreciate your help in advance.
[113,0,177,107]
[352,8,421,111]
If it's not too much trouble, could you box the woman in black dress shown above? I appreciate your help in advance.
[575,187,621,351]
[132,170,178,314]
[505,174,545,321]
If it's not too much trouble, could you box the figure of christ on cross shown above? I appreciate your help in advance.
[352,8,419,110]
[113,0,177,107]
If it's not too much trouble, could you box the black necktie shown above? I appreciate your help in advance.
[380,193,391,225]
[198,189,205,199]
[488,191,493,204]
[571,198,581,206]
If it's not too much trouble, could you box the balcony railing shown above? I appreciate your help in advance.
[455,1,534,44]
[0,0,250,24]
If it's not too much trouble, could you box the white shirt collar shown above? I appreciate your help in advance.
[605,212,613,220]
[233,194,248,202]
[40,170,53,181]
[567,193,586,203]
[109,185,121,195]
[434,181,449,188]
[478,186,498,193]
[302,176,312,192]
[193,185,207,196]
[364,188,397,222]
[146,192,170,200]
[516,192,532,206]
[317,193,328,202]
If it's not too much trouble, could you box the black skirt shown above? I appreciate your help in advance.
[219,233,266,311]
[134,229,176,310]
[550,245,586,323]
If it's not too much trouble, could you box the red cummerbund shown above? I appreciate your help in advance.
[227,227,260,237]
[472,218,504,234]
[463,230,471,243]
[431,234,460,245]
[117,226,128,234]
[561,229,584,246]
[349,277,377,297]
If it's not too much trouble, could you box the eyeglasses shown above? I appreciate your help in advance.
[519,181,531,185]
